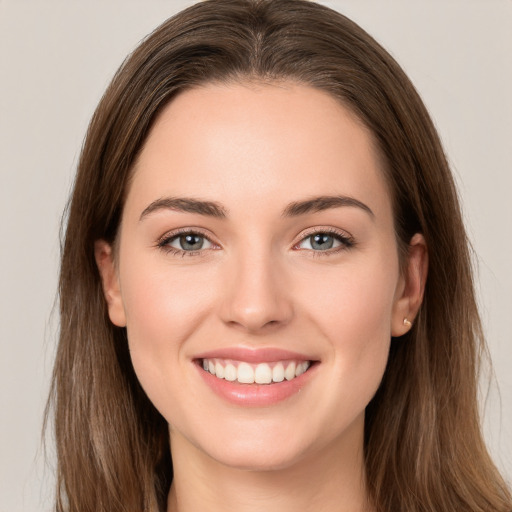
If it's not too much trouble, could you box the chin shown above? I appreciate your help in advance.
[207,439,308,472]
[190,415,337,473]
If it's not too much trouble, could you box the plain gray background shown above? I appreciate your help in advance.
[1,1,511,510]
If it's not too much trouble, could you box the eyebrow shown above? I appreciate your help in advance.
[282,195,374,219]
[140,197,228,220]
[139,195,374,221]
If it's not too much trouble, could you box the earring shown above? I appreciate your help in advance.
[403,317,412,328]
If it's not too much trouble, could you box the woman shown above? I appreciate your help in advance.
[47,0,512,511]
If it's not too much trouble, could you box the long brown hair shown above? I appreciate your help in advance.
[47,1,512,510]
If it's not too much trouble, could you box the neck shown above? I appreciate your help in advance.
[167,415,372,512]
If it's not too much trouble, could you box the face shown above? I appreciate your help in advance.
[96,82,425,471]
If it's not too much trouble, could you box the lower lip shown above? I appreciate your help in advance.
[195,362,317,407]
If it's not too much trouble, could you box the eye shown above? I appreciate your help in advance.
[168,233,213,251]
[296,229,354,253]
[157,230,216,256]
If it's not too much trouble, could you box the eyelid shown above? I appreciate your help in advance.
[293,226,354,247]
[156,227,221,256]
[156,225,355,258]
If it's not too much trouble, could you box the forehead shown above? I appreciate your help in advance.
[127,81,391,222]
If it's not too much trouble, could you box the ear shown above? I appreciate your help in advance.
[94,240,127,327]
[391,233,428,337]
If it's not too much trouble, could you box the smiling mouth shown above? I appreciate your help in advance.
[199,358,312,385]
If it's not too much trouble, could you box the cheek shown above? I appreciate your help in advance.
[118,253,219,410]
[303,251,398,340]
[300,253,398,408]
[121,251,217,341]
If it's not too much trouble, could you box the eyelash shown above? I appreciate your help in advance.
[294,227,355,258]
[156,227,355,258]
[156,228,215,258]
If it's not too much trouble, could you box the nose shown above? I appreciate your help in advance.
[219,247,294,334]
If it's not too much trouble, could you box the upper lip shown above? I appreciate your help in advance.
[194,347,316,364]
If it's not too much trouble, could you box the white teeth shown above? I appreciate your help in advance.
[202,358,311,384]
[295,361,310,377]
[215,362,224,379]
[224,363,237,381]
[254,363,272,384]
[237,362,255,384]
[284,362,296,381]
[272,363,285,383]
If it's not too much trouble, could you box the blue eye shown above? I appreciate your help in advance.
[158,231,214,256]
[157,228,353,257]
[297,231,353,252]
[167,233,213,251]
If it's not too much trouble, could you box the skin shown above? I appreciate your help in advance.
[96,81,427,512]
